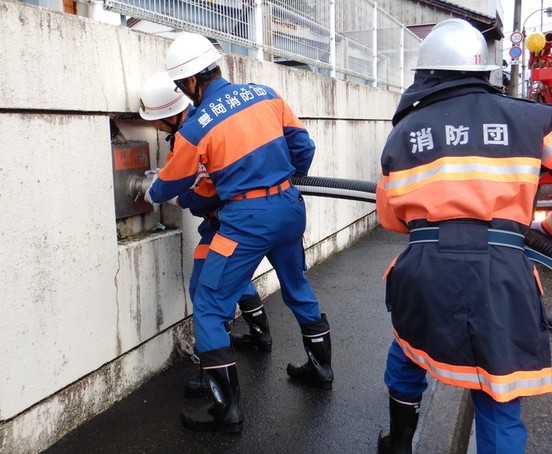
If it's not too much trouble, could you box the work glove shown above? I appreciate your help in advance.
[144,168,160,177]
[143,169,160,211]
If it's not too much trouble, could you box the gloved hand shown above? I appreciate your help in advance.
[145,168,160,177]
[530,220,547,235]
[143,170,159,211]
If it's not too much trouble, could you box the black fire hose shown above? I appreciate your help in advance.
[525,229,552,260]
[291,175,377,203]
[133,172,552,266]
[289,175,552,270]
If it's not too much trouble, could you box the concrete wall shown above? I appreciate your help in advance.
[0,0,399,451]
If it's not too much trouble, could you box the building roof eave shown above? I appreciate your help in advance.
[415,0,504,40]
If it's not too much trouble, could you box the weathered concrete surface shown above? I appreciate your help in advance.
[1,0,393,449]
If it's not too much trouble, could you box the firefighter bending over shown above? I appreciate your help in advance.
[146,33,333,433]
[139,72,271,396]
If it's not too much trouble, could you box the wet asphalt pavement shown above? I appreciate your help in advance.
[43,227,552,454]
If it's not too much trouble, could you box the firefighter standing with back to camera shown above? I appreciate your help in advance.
[139,72,270,398]
[376,19,552,454]
[146,32,333,433]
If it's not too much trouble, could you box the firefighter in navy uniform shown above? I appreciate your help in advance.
[146,33,333,433]
[376,19,552,454]
[139,72,271,397]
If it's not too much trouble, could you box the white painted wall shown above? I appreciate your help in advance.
[0,0,399,452]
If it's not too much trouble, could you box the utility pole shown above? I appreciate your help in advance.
[509,0,523,97]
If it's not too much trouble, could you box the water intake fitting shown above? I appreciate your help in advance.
[127,174,152,202]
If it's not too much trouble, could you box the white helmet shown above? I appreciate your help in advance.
[414,19,499,71]
[166,32,222,81]
[139,72,191,121]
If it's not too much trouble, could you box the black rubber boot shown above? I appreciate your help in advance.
[286,314,333,390]
[181,364,243,433]
[377,394,421,454]
[184,345,209,397]
[231,294,272,352]
[184,369,209,397]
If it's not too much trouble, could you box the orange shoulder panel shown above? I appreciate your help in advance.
[204,100,284,172]
[159,134,200,182]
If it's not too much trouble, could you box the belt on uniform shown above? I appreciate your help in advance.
[409,227,552,270]
[229,179,291,201]
[409,227,525,249]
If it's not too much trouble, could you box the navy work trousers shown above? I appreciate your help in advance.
[193,185,321,357]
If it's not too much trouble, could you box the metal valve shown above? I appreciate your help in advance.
[126,173,180,207]
[127,174,151,202]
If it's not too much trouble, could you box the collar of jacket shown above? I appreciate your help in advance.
[392,70,501,126]
[200,77,232,102]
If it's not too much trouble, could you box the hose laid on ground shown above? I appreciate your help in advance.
[291,175,377,202]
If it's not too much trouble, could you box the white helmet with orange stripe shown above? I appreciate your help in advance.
[166,33,222,81]
[139,72,192,121]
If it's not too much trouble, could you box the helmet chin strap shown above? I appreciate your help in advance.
[191,79,202,106]
[160,112,184,135]
[191,71,213,106]
[185,66,217,106]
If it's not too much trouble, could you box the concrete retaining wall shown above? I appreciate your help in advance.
[0,0,400,451]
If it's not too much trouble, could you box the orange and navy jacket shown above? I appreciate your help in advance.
[377,85,552,233]
[377,77,552,403]
[176,177,221,217]
[148,78,315,203]
[164,121,222,217]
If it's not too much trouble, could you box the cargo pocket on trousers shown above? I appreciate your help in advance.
[199,234,238,290]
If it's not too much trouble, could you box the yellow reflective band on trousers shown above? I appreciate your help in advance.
[394,330,552,402]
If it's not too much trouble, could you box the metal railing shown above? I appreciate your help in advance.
[104,0,421,91]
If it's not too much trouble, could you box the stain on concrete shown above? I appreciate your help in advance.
[132,245,142,333]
